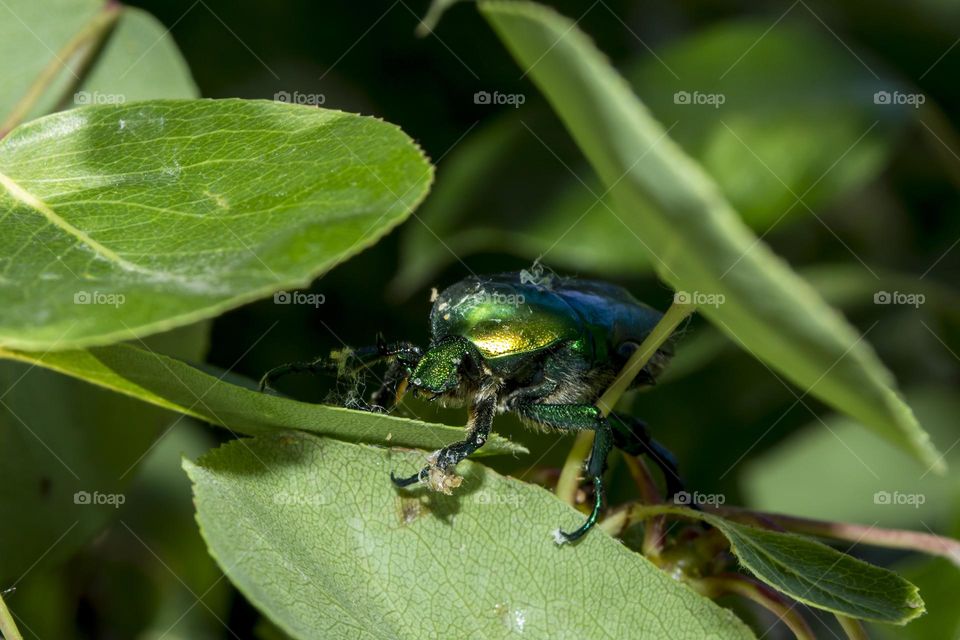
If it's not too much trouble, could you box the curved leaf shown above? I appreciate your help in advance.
[642,506,924,624]
[186,433,755,640]
[0,98,432,350]
[0,343,524,456]
[708,516,924,624]
[479,1,942,471]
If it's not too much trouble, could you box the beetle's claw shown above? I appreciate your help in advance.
[390,465,462,495]
[555,524,589,545]
[554,476,604,544]
[390,470,423,488]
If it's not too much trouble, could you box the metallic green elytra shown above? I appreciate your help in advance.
[260,271,682,543]
[431,272,666,364]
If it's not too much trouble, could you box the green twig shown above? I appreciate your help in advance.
[694,574,815,640]
[555,300,695,506]
[836,614,869,640]
[595,300,696,415]
[0,590,24,640]
[555,431,594,506]
[710,505,960,567]
[622,455,668,556]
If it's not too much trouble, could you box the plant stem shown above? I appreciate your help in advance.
[555,431,593,506]
[836,614,869,640]
[554,300,695,506]
[0,590,24,640]
[598,506,629,536]
[694,574,815,640]
[595,300,696,416]
[710,505,960,566]
[622,455,668,556]
[0,3,121,138]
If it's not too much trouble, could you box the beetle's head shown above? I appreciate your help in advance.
[408,336,483,399]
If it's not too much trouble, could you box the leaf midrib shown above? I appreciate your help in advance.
[729,529,908,620]
[0,168,147,273]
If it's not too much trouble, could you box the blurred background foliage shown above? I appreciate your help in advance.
[5,0,960,638]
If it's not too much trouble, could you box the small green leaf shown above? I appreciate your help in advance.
[0,344,524,456]
[641,505,924,624]
[706,516,925,624]
[479,0,943,472]
[186,433,755,640]
[0,98,432,350]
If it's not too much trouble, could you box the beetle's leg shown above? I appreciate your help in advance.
[511,402,612,543]
[258,355,333,393]
[609,413,685,500]
[259,339,421,406]
[391,378,497,494]
[368,341,421,411]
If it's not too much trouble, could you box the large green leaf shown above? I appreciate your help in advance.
[0,343,524,456]
[479,1,942,471]
[0,0,211,597]
[186,433,754,640]
[0,98,432,350]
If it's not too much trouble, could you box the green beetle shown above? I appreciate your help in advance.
[261,271,683,542]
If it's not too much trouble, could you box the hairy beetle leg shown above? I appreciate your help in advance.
[390,381,496,496]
